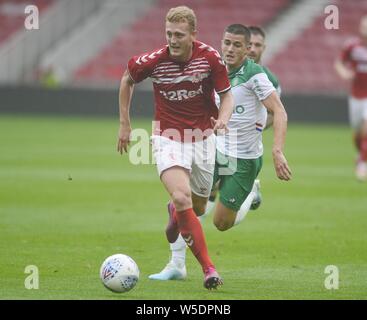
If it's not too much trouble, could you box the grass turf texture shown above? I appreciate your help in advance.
[0,115,366,300]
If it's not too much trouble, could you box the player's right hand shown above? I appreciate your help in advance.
[210,117,228,135]
[117,124,132,154]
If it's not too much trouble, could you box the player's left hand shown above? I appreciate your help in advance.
[210,117,228,135]
[117,124,132,154]
[272,150,292,181]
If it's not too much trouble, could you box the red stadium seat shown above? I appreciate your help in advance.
[73,0,291,85]
[267,0,367,94]
[0,0,54,45]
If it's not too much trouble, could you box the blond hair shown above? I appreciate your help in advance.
[166,6,197,32]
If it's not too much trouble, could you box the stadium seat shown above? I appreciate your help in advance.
[0,0,54,45]
[267,0,367,94]
[73,0,291,85]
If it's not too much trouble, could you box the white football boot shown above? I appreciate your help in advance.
[250,179,262,210]
[356,161,367,182]
[148,261,187,281]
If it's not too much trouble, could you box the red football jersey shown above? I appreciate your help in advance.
[341,38,367,99]
[127,41,231,141]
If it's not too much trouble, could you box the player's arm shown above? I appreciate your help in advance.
[265,112,274,129]
[263,68,281,130]
[334,58,355,81]
[262,92,292,181]
[334,41,355,81]
[265,86,282,129]
[212,90,234,132]
[117,70,135,154]
[206,46,234,132]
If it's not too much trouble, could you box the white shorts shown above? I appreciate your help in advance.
[151,134,216,197]
[349,97,367,130]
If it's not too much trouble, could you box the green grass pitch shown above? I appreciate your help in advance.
[0,115,366,300]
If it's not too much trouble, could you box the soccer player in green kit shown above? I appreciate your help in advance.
[248,26,281,128]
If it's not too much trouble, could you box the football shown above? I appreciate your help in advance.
[100,254,139,293]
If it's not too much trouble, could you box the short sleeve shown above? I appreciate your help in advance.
[207,51,231,94]
[340,45,352,63]
[214,91,220,108]
[249,73,276,101]
[127,54,154,83]
[340,38,357,63]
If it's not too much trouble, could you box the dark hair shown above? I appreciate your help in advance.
[248,26,266,39]
[224,24,251,43]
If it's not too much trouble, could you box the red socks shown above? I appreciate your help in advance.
[353,134,367,162]
[354,134,361,152]
[360,136,367,161]
[176,207,214,273]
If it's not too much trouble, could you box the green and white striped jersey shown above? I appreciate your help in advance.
[216,58,275,159]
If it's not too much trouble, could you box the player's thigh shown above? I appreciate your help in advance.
[217,157,262,212]
[151,135,191,177]
[210,181,220,201]
[152,135,193,208]
[161,166,192,209]
[190,134,216,199]
[190,164,213,214]
[215,174,250,217]
[361,98,367,135]
[209,155,222,200]
[349,97,365,131]
[213,173,254,230]
[213,200,237,230]
[209,149,236,200]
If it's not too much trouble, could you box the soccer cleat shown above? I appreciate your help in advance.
[148,261,187,281]
[204,267,223,290]
[250,179,262,210]
[166,201,180,243]
[356,161,367,181]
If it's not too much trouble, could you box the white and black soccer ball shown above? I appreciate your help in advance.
[100,254,139,293]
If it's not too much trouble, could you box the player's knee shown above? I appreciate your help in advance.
[193,206,204,216]
[192,202,206,216]
[213,217,232,232]
[209,190,217,202]
[171,190,192,210]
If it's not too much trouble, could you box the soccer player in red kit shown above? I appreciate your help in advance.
[117,6,234,289]
[335,15,367,181]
